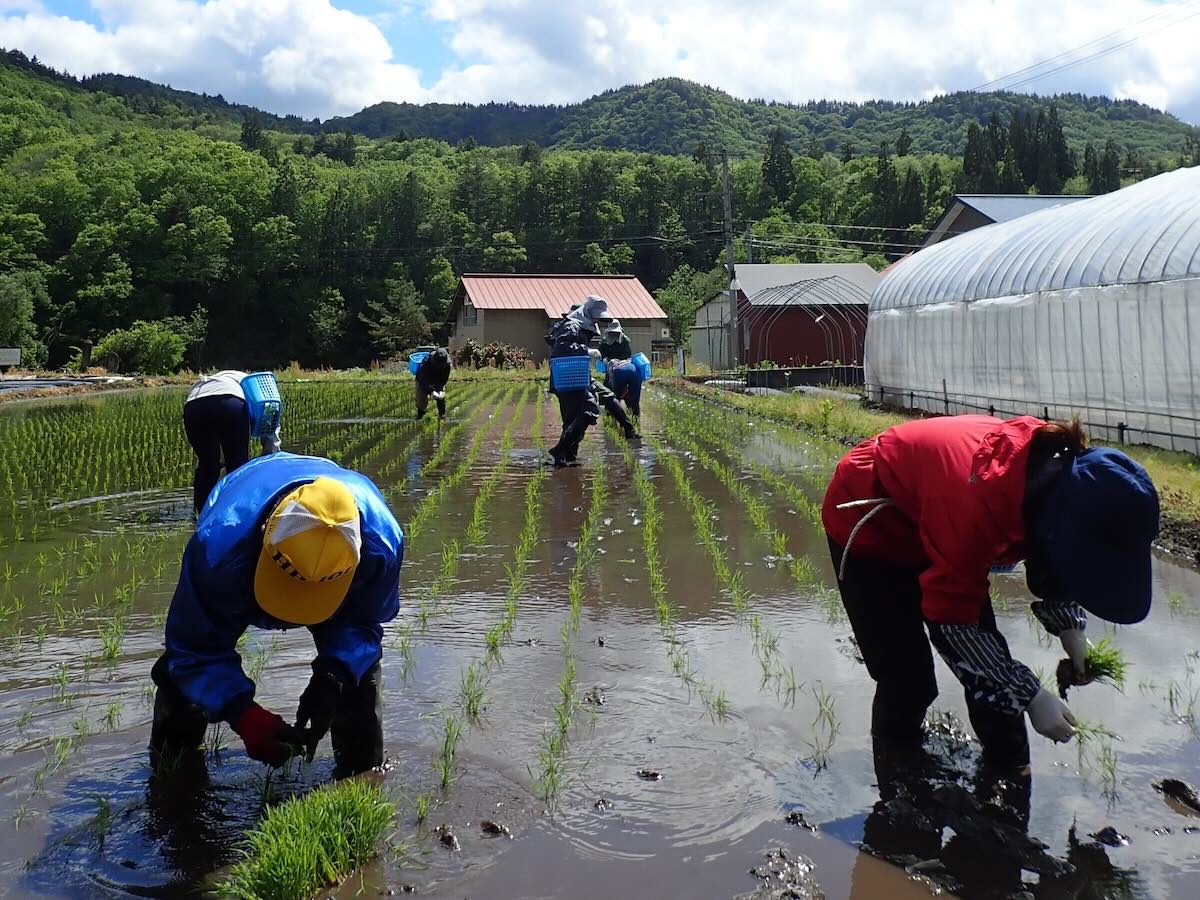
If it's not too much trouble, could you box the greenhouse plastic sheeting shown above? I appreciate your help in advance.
[866,166,1200,453]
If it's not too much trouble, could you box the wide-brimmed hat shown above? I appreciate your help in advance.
[254,477,362,625]
[1033,447,1159,624]
[605,319,623,335]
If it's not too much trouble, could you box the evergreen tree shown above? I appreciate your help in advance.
[239,113,266,154]
[805,133,825,160]
[895,128,913,156]
[1098,139,1122,193]
[872,143,899,227]
[360,267,431,355]
[840,140,855,163]
[896,168,925,227]
[761,127,795,203]
[1083,144,1100,192]
[997,142,1026,193]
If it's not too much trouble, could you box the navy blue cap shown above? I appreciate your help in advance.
[1034,447,1159,624]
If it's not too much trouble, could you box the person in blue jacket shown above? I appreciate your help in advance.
[149,453,403,777]
[607,358,644,419]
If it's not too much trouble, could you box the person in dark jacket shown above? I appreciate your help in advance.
[150,453,403,777]
[546,296,613,466]
[823,415,1158,769]
[599,320,632,362]
[184,370,282,514]
[415,348,452,420]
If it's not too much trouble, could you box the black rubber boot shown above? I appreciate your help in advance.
[331,663,384,778]
[149,655,209,771]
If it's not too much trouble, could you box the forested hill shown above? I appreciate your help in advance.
[327,78,1198,159]
[4,48,1194,160]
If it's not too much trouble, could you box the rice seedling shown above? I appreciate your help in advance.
[415,791,433,824]
[98,616,126,661]
[459,664,487,720]
[1167,589,1186,615]
[1084,638,1129,689]
[11,806,29,830]
[434,713,464,789]
[218,779,395,900]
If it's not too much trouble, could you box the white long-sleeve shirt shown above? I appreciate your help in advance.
[185,370,281,453]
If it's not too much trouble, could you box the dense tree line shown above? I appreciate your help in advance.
[1,52,1197,373]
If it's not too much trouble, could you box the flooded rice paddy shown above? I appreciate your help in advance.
[2,380,1200,898]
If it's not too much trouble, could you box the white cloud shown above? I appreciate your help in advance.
[2,0,1200,122]
[0,0,428,118]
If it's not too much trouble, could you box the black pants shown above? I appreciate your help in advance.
[550,388,600,462]
[828,538,1030,768]
[415,383,446,418]
[183,395,249,513]
[594,379,636,434]
[149,655,384,778]
[604,372,641,418]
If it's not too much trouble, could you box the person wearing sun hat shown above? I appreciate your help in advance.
[149,452,403,776]
[822,415,1158,770]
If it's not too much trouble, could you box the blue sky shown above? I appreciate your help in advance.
[2,0,1198,122]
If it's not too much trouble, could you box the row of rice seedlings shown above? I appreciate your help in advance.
[646,427,800,706]
[805,680,841,772]
[453,388,534,716]
[532,441,604,801]
[405,383,519,543]
[653,396,841,623]
[602,415,732,717]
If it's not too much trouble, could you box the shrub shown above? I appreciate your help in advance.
[219,779,394,900]
[453,339,531,369]
[93,320,186,374]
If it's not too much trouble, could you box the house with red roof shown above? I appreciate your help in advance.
[446,274,670,363]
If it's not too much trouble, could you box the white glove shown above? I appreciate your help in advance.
[432,391,445,400]
[1060,629,1088,679]
[1026,687,1077,743]
[587,348,601,360]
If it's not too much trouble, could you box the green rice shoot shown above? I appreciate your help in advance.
[1086,638,1129,690]
[218,779,395,900]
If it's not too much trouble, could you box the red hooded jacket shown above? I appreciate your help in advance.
[822,415,1046,626]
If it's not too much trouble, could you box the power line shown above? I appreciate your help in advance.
[968,0,1200,94]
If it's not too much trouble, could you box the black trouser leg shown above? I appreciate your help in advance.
[331,662,383,778]
[595,379,635,435]
[551,390,596,462]
[966,602,1031,769]
[828,538,937,742]
[415,383,429,418]
[436,394,446,418]
[149,655,209,767]
[184,395,249,513]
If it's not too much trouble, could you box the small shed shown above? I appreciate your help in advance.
[447,274,670,363]
[690,263,880,370]
[922,193,1090,247]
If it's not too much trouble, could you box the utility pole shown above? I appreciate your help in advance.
[722,149,738,372]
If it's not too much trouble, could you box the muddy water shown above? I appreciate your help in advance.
[2,383,1200,898]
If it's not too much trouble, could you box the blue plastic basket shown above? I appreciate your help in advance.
[408,351,430,375]
[632,352,652,382]
[594,359,607,375]
[241,372,282,438]
[550,356,592,391]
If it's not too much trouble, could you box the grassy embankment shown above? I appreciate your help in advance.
[666,379,1200,561]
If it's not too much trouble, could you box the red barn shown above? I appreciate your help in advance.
[690,264,880,369]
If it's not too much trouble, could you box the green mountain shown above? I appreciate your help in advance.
[327,77,1197,160]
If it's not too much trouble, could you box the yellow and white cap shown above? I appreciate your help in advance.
[254,477,362,625]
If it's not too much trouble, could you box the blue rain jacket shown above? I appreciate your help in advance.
[164,453,404,722]
[609,360,643,406]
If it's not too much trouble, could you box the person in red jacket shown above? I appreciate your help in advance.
[823,414,1159,768]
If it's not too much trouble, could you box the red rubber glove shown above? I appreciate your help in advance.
[232,703,305,767]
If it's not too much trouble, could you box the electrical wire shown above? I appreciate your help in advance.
[969,0,1200,94]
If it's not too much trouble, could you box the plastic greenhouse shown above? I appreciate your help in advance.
[866,166,1200,452]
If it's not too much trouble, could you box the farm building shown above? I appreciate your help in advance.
[690,263,881,370]
[446,274,670,363]
[922,193,1090,247]
[867,165,1200,453]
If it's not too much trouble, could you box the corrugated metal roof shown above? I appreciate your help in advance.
[736,264,879,306]
[460,274,666,320]
[873,166,1200,310]
[956,193,1091,224]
